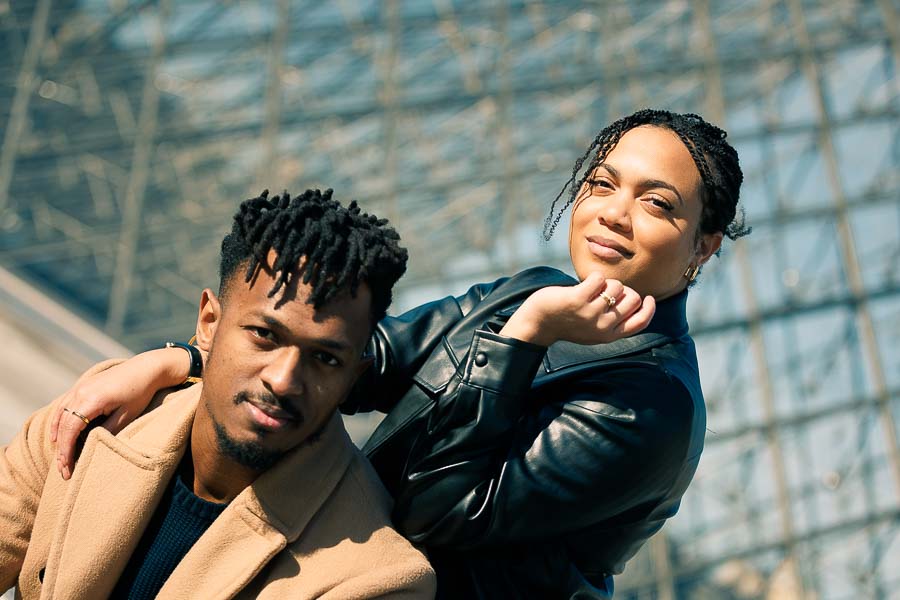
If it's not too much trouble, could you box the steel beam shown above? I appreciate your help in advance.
[0,0,51,216]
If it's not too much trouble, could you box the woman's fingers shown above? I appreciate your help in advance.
[522,274,654,346]
[56,413,84,480]
[50,394,68,443]
[57,411,88,480]
[616,295,657,336]
[104,406,134,435]
[599,278,624,303]
[55,393,107,480]
[575,271,606,301]
[606,287,642,320]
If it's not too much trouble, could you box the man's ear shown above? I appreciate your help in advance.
[194,288,221,352]
[694,231,724,267]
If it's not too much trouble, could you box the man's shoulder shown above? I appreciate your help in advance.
[294,447,398,540]
[273,448,435,596]
[117,384,200,441]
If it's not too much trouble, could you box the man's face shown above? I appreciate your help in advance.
[194,254,373,471]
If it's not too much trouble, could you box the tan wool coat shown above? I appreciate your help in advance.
[0,372,435,599]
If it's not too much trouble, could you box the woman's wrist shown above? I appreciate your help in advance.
[143,347,194,388]
[499,309,556,347]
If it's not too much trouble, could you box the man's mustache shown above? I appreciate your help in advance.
[234,390,303,422]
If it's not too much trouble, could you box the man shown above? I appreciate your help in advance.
[0,189,435,599]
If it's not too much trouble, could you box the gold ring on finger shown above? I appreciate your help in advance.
[64,408,91,425]
[599,292,616,309]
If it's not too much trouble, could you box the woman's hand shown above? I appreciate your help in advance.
[499,272,656,347]
[51,347,198,480]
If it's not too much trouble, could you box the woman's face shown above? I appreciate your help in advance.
[568,125,723,300]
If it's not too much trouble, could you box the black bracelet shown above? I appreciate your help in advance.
[164,341,203,384]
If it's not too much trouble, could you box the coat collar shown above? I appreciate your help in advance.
[42,385,356,599]
[642,289,689,337]
[161,406,356,598]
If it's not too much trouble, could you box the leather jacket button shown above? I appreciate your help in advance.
[474,352,488,367]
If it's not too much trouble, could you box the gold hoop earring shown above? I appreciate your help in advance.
[683,264,700,282]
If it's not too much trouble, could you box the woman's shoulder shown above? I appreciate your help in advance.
[454,266,577,314]
[471,266,575,301]
[505,265,577,287]
[564,362,701,438]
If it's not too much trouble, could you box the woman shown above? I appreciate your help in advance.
[50,109,748,598]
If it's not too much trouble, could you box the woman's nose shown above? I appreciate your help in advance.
[595,192,633,232]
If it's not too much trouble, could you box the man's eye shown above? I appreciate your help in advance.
[314,352,341,367]
[248,327,275,341]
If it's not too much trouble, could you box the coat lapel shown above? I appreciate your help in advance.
[157,411,356,599]
[41,387,197,599]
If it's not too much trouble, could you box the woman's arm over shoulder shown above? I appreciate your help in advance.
[393,346,697,549]
[51,351,192,480]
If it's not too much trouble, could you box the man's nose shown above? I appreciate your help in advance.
[260,348,305,398]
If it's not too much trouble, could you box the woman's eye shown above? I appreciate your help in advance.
[586,178,613,189]
[648,197,674,211]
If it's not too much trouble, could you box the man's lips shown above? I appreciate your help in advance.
[238,395,302,431]
[586,236,634,259]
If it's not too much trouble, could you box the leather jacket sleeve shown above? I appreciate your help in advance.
[341,278,510,414]
[393,328,696,550]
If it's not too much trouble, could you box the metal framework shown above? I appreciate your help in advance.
[1,1,898,597]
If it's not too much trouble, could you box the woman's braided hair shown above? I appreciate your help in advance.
[543,109,750,242]
[219,188,407,323]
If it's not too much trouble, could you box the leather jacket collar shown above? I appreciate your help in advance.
[415,277,690,394]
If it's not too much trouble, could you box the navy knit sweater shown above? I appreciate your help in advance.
[110,472,227,599]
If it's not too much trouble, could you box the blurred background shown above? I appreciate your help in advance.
[1,0,898,598]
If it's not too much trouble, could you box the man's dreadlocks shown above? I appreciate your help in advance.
[219,188,407,324]
[543,109,750,242]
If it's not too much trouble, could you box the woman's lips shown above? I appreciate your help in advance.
[586,237,633,261]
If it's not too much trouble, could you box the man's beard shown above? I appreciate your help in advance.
[211,417,283,471]
[209,389,301,471]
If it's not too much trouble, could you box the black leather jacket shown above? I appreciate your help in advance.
[342,267,706,599]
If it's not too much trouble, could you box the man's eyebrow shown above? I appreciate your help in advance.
[260,314,352,352]
[597,163,684,207]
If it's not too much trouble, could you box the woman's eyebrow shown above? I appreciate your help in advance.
[596,163,619,178]
[596,163,684,206]
[642,179,685,206]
